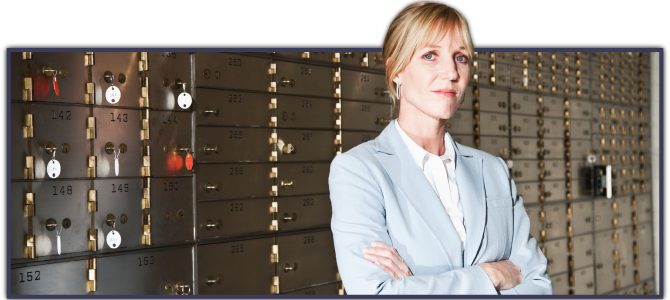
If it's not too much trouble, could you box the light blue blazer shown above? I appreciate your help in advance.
[329,119,552,294]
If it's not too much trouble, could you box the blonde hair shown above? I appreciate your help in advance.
[382,2,474,118]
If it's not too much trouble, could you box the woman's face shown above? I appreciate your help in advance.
[395,30,470,121]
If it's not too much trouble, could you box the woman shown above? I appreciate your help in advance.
[329,2,552,294]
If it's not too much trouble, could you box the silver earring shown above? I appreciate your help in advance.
[397,84,401,99]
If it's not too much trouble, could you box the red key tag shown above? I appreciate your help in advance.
[53,76,59,96]
[185,152,193,171]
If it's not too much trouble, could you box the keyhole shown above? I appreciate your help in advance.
[291,113,296,121]
[119,144,127,154]
[203,69,211,79]
[104,71,114,83]
[165,211,172,221]
[62,218,71,229]
[120,214,128,224]
[60,68,69,78]
[118,73,126,83]
[61,143,70,154]
[177,210,185,221]
[162,78,170,87]
[282,111,288,121]
[46,218,57,231]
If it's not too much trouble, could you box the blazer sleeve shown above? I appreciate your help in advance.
[496,157,553,295]
[329,152,499,295]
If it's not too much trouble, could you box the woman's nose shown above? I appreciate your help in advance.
[438,60,459,81]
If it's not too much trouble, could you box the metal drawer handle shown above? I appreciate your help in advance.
[280,180,297,188]
[283,213,298,223]
[206,275,223,286]
[205,183,222,192]
[205,220,222,230]
[204,107,220,117]
[284,263,298,273]
[281,77,295,87]
[204,144,221,154]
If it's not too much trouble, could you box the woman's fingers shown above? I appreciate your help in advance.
[364,245,412,276]
[375,261,400,280]
[363,253,407,279]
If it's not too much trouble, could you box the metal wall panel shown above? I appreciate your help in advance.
[276,230,338,292]
[96,245,194,295]
[197,238,275,294]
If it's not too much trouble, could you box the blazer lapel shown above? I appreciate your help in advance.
[374,121,463,269]
[446,132,487,266]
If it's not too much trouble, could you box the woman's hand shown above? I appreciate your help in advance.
[479,260,523,291]
[362,241,413,280]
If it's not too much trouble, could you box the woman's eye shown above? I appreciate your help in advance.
[423,53,434,60]
[456,56,468,63]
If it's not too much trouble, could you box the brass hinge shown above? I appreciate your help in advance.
[87,258,97,292]
[269,63,277,92]
[361,53,369,67]
[140,77,149,107]
[333,52,340,63]
[23,114,33,138]
[272,276,279,294]
[270,132,278,162]
[85,52,94,66]
[24,156,34,179]
[270,167,278,178]
[335,131,343,155]
[142,178,150,209]
[23,78,33,101]
[25,235,35,258]
[88,229,98,251]
[22,52,32,60]
[338,282,345,295]
[335,102,342,130]
[271,244,279,263]
[25,193,34,216]
[142,146,151,177]
[142,213,151,245]
[85,82,94,104]
[141,110,150,140]
[87,190,97,212]
[271,220,278,231]
[86,117,96,139]
[139,52,148,71]
[333,68,341,98]
[87,156,96,178]
[270,185,278,197]
[301,52,310,59]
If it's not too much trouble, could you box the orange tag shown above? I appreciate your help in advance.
[53,77,59,96]
[185,153,193,171]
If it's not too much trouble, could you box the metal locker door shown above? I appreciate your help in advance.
[340,131,380,152]
[527,69,541,92]
[476,87,507,113]
[197,198,274,239]
[478,136,509,158]
[340,100,390,131]
[542,117,566,139]
[574,266,595,295]
[195,88,273,127]
[339,52,367,68]
[572,201,594,236]
[594,199,616,232]
[273,52,337,63]
[195,53,272,92]
[550,272,569,295]
[145,52,192,110]
[450,134,476,148]
[510,137,540,160]
[494,63,511,87]
[10,182,30,259]
[636,194,652,223]
[10,103,29,180]
[541,95,564,118]
[275,129,336,162]
[276,230,338,293]
[510,160,538,183]
[92,107,144,178]
[570,139,591,161]
[578,77,592,99]
[150,177,194,245]
[445,110,475,135]
[510,92,539,116]
[594,230,616,294]
[10,259,89,295]
[195,127,273,163]
[25,52,89,104]
[367,52,385,70]
[544,180,567,202]
[196,163,274,201]
[617,196,633,228]
[637,223,653,281]
[282,282,342,295]
[544,203,568,239]
[31,180,92,257]
[94,178,144,251]
[543,139,565,160]
[274,162,330,196]
[92,52,142,107]
[573,233,594,269]
[617,226,635,288]
[545,238,569,275]
[273,62,337,98]
[96,245,194,295]
[510,114,537,138]
[276,194,332,231]
[479,112,509,136]
[339,70,388,103]
[542,160,565,181]
[516,182,542,205]
[149,111,193,177]
[197,238,275,294]
[276,96,336,129]
[31,104,90,179]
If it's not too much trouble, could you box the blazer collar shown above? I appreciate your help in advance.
[374,119,487,267]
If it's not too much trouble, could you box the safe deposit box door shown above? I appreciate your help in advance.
[275,162,330,196]
[340,100,391,131]
[196,163,274,201]
[149,111,193,177]
[96,245,194,295]
[341,131,379,152]
[339,69,388,103]
[150,177,195,245]
[11,259,88,295]
[275,129,336,162]
[273,62,336,98]
[197,238,275,294]
[276,230,338,292]
[197,198,274,239]
[195,88,273,127]
[283,282,341,295]
[94,178,144,251]
[145,52,192,111]
[195,53,272,92]
[275,95,336,129]
[10,182,28,259]
[195,127,273,163]
[92,52,142,107]
[93,107,143,178]
[25,52,89,104]
[276,194,332,231]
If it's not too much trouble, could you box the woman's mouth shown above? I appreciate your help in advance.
[432,89,457,97]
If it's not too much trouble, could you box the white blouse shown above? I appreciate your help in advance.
[395,121,466,250]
